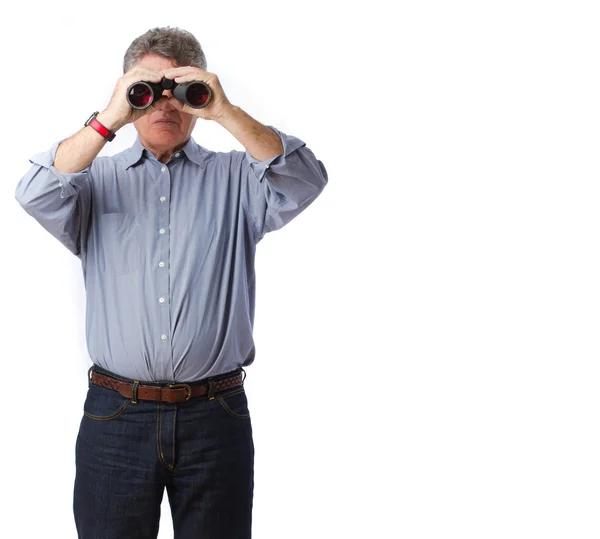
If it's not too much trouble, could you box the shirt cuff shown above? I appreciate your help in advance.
[244,126,306,182]
[29,139,91,199]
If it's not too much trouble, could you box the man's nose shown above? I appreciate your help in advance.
[158,90,177,109]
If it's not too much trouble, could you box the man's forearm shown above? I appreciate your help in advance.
[53,111,123,174]
[215,105,284,162]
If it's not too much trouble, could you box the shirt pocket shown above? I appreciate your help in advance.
[99,212,141,275]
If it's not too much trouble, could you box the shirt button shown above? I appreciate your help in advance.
[159,261,165,268]
[159,297,165,303]
[175,153,180,157]
[159,228,165,234]
[161,334,167,341]
[160,196,166,202]
[161,166,166,172]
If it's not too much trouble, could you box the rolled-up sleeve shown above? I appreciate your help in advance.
[240,125,328,243]
[14,140,93,259]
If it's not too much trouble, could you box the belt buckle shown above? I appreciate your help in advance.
[166,383,192,401]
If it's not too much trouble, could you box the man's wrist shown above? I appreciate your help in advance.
[214,104,238,126]
[96,111,124,133]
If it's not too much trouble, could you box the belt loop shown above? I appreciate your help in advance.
[131,381,139,404]
[241,367,246,383]
[87,365,94,388]
[208,378,215,400]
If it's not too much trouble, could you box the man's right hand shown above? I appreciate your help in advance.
[99,67,165,131]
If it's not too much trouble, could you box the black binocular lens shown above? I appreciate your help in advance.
[185,82,211,108]
[127,84,154,109]
[126,77,212,110]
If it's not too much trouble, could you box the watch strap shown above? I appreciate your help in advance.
[84,111,116,142]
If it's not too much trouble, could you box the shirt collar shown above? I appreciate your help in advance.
[124,135,208,169]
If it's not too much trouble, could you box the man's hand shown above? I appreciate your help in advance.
[101,66,166,130]
[161,66,234,122]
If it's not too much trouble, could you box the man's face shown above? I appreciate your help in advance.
[133,53,197,153]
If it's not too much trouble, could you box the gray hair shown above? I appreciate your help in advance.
[123,26,207,74]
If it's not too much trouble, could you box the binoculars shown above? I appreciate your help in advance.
[126,77,212,110]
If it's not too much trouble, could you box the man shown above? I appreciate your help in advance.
[14,26,328,539]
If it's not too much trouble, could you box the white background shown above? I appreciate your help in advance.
[2,1,600,537]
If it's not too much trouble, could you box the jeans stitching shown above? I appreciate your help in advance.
[216,391,250,420]
[219,387,245,398]
[156,405,161,466]
[157,404,173,471]
[83,399,130,420]
[172,407,177,468]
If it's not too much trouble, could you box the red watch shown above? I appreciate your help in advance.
[84,111,116,142]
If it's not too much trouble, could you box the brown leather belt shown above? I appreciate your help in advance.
[89,367,245,404]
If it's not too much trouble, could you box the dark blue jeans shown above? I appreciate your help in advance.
[73,365,254,538]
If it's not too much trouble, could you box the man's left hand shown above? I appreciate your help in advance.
[161,66,233,122]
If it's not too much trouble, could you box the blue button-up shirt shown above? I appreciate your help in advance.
[15,126,328,382]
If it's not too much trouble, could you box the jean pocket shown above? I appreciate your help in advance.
[99,212,141,275]
[215,388,251,420]
[83,384,131,421]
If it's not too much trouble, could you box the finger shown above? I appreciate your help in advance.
[144,70,164,82]
[162,66,190,75]
[164,67,206,79]
[128,69,163,83]
[125,66,159,76]
[173,74,207,84]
